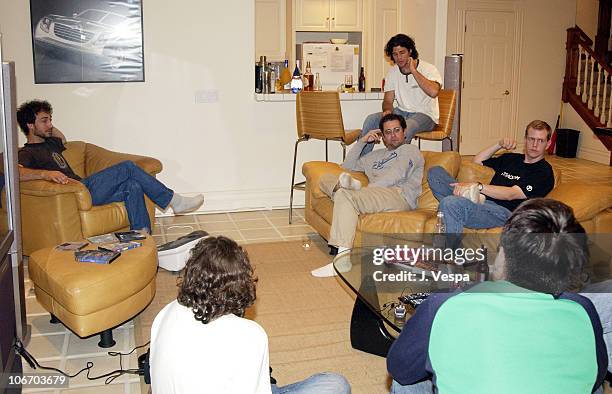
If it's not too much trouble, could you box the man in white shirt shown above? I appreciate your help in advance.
[358,34,442,157]
[150,236,351,394]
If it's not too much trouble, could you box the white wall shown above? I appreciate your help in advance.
[0,1,384,213]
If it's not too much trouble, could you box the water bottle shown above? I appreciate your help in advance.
[432,211,446,251]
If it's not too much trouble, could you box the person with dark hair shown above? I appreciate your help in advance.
[311,113,424,277]
[150,236,351,393]
[16,99,204,233]
[387,198,608,394]
[358,33,442,157]
[427,120,554,238]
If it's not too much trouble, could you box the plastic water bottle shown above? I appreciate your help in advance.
[432,211,446,250]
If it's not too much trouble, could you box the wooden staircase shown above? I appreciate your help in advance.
[562,26,612,165]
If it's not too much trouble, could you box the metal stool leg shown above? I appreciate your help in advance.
[418,137,421,149]
[325,139,329,161]
[49,314,60,324]
[289,139,303,224]
[341,142,347,160]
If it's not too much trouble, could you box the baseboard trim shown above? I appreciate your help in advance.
[156,188,305,216]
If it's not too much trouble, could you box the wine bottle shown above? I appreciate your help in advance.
[304,61,314,91]
[358,67,366,92]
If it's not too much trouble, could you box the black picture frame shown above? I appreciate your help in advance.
[29,0,145,84]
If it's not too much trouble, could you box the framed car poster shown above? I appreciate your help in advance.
[29,0,144,83]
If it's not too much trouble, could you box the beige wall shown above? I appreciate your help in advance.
[576,0,599,39]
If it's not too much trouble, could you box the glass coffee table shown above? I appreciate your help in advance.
[333,246,488,357]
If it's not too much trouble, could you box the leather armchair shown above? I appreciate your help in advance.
[20,141,163,256]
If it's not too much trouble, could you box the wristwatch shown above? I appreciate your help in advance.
[477,182,484,192]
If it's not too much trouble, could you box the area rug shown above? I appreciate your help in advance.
[133,239,390,393]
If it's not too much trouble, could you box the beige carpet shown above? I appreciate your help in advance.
[134,239,390,393]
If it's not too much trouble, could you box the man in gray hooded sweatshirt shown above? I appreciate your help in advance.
[312,113,424,277]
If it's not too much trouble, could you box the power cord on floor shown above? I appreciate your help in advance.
[14,338,150,384]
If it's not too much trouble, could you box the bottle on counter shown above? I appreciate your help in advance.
[255,55,265,93]
[280,59,292,90]
[262,62,269,94]
[268,62,276,94]
[314,72,322,91]
[291,60,303,93]
[304,61,314,91]
[358,67,366,92]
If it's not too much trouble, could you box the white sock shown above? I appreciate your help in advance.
[169,193,204,214]
[338,172,362,190]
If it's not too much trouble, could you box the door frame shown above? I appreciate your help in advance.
[448,0,524,150]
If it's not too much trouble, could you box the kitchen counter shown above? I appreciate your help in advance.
[254,90,384,102]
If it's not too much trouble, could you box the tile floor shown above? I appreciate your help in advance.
[20,155,612,393]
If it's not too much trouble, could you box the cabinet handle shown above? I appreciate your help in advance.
[332,17,335,20]
[326,17,330,20]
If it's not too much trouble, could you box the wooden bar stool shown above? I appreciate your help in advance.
[414,89,457,151]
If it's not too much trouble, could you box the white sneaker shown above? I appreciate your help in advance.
[338,172,362,191]
[170,194,205,214]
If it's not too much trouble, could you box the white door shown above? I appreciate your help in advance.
[331,0,363,31]
[295,0,330,31]
[370,0,399,90]
[461,10,516,154]
[255,0,286,61]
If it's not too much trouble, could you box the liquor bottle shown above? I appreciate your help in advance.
[304,61,314,91]
[290,60,303,93]
[358,67,366,92]
[262,62,269,94]
[268,62,276,94]
[279,60,291,89]
[255,56,264,93]
[314,72,322,91]
[476,245,489,282]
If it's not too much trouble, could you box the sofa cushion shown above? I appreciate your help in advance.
[63,141,87,179]
[547,184,612,222]
[418,151,461,210]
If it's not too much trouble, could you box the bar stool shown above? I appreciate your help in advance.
[414,89,457,150]
[290,91,361,223]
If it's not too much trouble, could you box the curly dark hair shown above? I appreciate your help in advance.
[501,198,588,294]
[16,100,52,136]
[385,34,419,61]
[379,113,407,131]
[177,236,257,324]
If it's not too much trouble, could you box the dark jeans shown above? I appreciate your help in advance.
[82,161,173,231]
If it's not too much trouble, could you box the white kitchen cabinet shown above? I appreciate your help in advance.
[294,0,363,31]
[255,0,286,61]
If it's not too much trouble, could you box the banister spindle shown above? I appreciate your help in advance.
[595,64,602,116]
[582,54,590,103]
[588,56,595,110]
[576,47,582,96]
[601,70,608,124]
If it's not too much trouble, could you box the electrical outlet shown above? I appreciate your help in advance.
[195,89,219,103]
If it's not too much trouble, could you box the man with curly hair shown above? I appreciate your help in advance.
[150,236,351,393]
[358,33,442,157]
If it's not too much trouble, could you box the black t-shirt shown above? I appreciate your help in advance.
[18,137,82,181]
[482,153,554,212]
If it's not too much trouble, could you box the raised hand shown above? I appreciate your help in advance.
[362,129,382,144]
[498,138,516,151]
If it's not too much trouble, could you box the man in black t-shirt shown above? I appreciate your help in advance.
[427,120,555,234]
[16,100,204,232]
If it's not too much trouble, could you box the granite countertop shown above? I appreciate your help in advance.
[255,90,385,102]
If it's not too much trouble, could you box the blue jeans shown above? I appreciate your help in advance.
[581,280,612,374]
[391,379,433,393]
[359,109,436,157]
[82,161,173,232]
[427,166,511,236]
[272,372,350,394]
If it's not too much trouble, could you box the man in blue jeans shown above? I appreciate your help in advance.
[427,120,555,240]
[358,34,442,157]
[16,100,203,233]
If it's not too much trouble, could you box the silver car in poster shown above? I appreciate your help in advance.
[33,9,142,70]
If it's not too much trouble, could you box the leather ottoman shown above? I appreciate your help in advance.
[28,236,158,347]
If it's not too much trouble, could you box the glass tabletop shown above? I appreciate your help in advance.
[333,245,491,333]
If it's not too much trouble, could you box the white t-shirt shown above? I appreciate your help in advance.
[150,300,272,394]
[384,60,442,123]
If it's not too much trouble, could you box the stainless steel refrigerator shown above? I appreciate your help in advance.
[0,33,28,390]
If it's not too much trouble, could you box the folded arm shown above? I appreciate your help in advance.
[18,165,74,184]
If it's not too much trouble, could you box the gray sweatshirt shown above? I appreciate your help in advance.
[341,141,424,209]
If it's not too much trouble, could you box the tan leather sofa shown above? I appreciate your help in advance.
[20,141,162,256]
[302,151,612,247]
